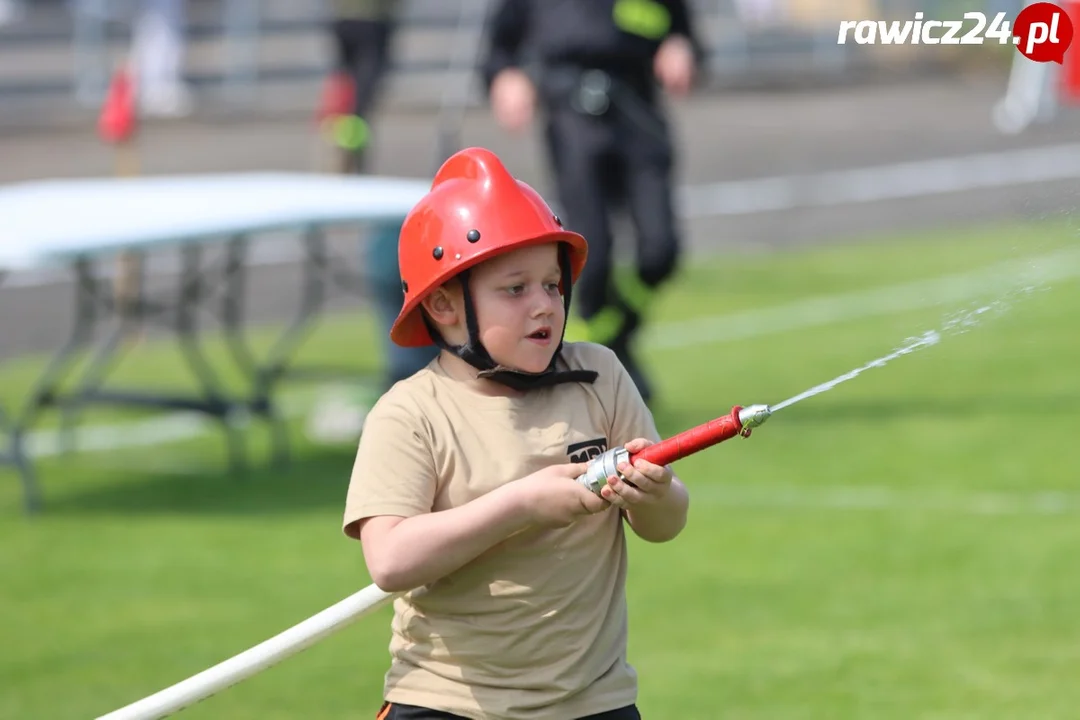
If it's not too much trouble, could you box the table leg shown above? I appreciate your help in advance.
[219,235,291,467]
[54,247,248,475]
[0,386,41,513]
[2,259,100,512]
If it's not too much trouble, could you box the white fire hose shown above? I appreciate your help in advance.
[95,584,398,720]
[96,405,773,720]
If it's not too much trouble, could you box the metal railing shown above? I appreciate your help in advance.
[0,0,1023,121]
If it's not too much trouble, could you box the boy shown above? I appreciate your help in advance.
[343,147,690,720]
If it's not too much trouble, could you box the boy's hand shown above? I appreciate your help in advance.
[516,462,611,528]
[599,438,674,509]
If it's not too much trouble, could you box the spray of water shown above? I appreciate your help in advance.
[770,330,939,411]
[769,282,1046,413]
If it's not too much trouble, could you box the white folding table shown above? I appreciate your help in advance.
[0,171,430,512]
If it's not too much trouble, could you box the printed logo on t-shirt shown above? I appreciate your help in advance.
[567,437,608,463]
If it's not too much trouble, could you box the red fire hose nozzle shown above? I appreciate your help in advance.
[575,404,772,495]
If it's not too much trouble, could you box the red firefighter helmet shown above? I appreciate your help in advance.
[390,147,588,347]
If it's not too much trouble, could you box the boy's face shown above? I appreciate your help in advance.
[467,243,566,374]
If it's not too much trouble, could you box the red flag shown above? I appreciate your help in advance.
[98,66,137,144]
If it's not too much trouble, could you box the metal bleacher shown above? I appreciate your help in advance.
[0,0,906,129]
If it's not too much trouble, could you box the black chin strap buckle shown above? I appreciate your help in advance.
[478,366,599,392]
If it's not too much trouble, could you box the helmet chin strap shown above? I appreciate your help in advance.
[422,245,598,391]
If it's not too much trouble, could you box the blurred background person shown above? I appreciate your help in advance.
[131,0,192,117]
[308,0,438,442]
[323,0,400,175]
[363,220,439,391]
[0,0,24,26]
[481,0,703,406]
[328,0,438,391]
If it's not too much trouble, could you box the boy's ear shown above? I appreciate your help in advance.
[420,285,459,328]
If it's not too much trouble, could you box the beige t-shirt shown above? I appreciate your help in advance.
[343,342,660,720]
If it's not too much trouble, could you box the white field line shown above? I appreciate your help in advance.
[647,246,1080,350]
[677,142,1080,217]
[63,441,1080,517]
[22,391,315,460]
[17,247,1080,459]
[690,483,1080,516]
[48,429,1080,517]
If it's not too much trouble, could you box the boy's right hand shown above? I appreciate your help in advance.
[515,463,611,528]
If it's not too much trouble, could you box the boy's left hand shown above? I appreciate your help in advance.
[599,438,674,508]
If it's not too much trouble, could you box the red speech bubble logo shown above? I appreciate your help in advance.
[1014,2,1073,64]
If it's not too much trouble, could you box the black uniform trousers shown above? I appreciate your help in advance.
[540,68,682,348]
[330,17,394,172]
[377,700,642,719]
[332,18,393,119]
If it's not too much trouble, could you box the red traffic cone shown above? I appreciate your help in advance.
[1060,1,1080,104]
[98,65,138,144]
[316,70,355,126]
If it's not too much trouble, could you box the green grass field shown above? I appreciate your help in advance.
[3,219,1079,719]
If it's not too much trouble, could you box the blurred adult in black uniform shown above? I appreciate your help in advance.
[481,0,702,404]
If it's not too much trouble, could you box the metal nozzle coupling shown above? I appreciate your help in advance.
[737,404,772,436]
[575,447,629,495]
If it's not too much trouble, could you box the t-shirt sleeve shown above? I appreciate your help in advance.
[342,391,438,540]
[606,348,662,449]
